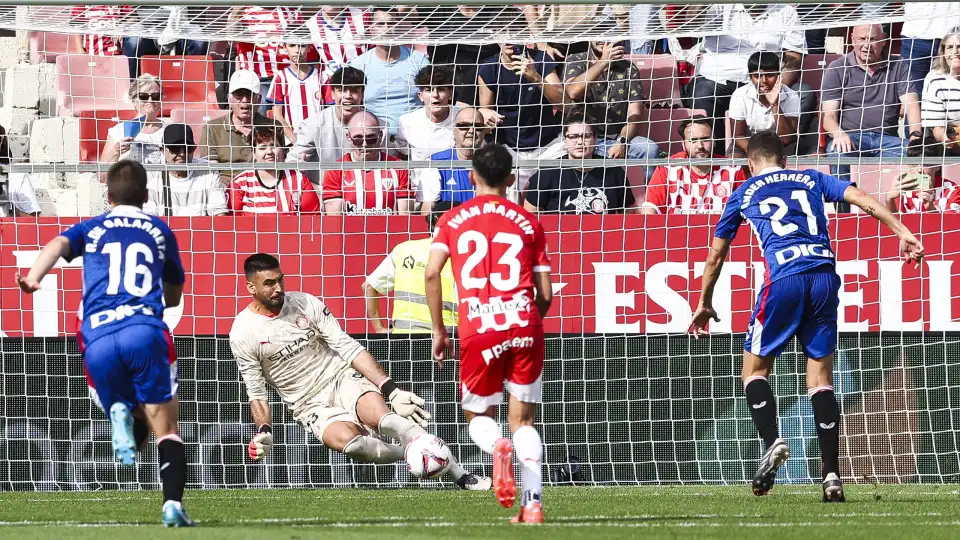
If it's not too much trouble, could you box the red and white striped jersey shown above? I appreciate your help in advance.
[896,176,959,213]
[234,6,306,79]
[268,66,324,128]
[71,4,132,56]
[322,153,412,215]
[643,152,747,215]
[308,8,373,104]
[228,170,321,214]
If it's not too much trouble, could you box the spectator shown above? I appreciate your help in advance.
[884,140,959,214]
[322,112,413,215]
[687,4,806,144]
[197,69,284,185]
[307,6,373,105]
[287,66,366,184]
[122,6,209,79]
[100,74,166,170]
[418,107,491,213]
[228,127,320,215]
[608,5,657,55]
[901,2,958,95]
[424,6,501,106]
[478,42,565,194]
[524,115,636,214]
[347,7,430,136]
[230,6,312,102]
[822,24,922,182]
[922,31,960,152]
[729,52,801,156]
[142,124,228,217]
[397,65,458,188]
[70,4,132,56]
[642,116,747,215]
[267,42,325,143]
[563,40,661,170]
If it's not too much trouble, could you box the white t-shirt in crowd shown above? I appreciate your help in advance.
[901,4,960,39]
[729,82,801,133]
[0,173,42,216]
[921,71,960,128]
[396,106,458,188]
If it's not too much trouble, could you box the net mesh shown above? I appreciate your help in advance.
[0,2,959,491]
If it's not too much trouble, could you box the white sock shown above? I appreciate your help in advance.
[513,425,543,508]
[468,415,502,454]
[377,412,427,446]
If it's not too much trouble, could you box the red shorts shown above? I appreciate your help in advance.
[458,325,544,413]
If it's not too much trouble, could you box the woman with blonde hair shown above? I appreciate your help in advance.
[99,73,166,167]
[921,30,960,152]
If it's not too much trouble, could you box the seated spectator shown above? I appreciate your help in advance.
[524,114,636,214]
[347,7,430,136]
[885,140,959,213]
[687,3,806,144]
[822,24,921,182]
[397,65,459,188]
[322,112,412,215]
[729,52,801,156]
[197,69,284,185]
[418,107,491,213]
[70,4,132,56]
[230,6,312,105]
[267,42,324,143]
[100,74,166,171]
[229,128,319,215]
[123,6,209,79]
[142,124,228,217]
[478,42,565,194]
[922,31,960,153]
[307,6,373,105]
[642,116,747,214]
[563,40,661,172]
[287,66,366,185]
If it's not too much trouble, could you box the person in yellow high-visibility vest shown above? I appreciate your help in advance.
[364,202,457,333]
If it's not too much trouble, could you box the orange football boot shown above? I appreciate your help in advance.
[492,437,516,508]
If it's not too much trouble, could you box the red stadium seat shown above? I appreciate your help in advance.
[55,54,132,116]
[29,32,71,64]
[851,164,911,199]
[638,107,707,156]
[628,54,680,106]
[800,54,842,92]
[169,108,228,144]
[77,109,139,162]
[138,55,219,115]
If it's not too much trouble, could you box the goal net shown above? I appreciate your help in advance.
[0,2,959,491]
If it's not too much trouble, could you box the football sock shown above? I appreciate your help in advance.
[446,458,469,481]
[809,385,841,477]
[378,412,427,446]
[133,416,150,449]
[468,415,501,454]
[157,434,186,503]
[513,426,543,508]
[744,376,779,449]
[342,435,405,464]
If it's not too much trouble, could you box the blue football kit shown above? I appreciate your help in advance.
[715,167,852,358]
[60,205,185,411]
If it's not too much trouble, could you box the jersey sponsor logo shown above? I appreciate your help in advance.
[89,304,155,329]
[480,336,535,364]
[774,243,834,265]
[464,291,532,334]
[402,255,416,269]
[266,328,318,363]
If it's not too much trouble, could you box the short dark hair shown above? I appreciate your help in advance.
[677,115,713,139]
[329,66,366,88]
[107,160,148,207]
[746,131,786,163]
[414,65,455,91]
[562,111,595,136]
[426,200,454,232]
[244,253,281,278]
[747,51,781,74]
[252,126,282,146]
[471,144,513,188]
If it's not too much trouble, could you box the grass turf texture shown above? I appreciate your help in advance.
[1,485,958,539]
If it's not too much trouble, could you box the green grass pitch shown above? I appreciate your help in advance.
[1,485,958,539]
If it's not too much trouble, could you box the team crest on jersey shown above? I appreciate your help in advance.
[715,184,729,198]
[380,174,395,190]
[295,315,310,328]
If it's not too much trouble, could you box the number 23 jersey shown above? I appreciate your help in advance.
[431,195,552,340]
[714,167,852,283]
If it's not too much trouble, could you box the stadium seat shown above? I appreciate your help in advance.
[169,108,228,143]
[640,107,707,156]
[77,109,139,162]
[28,32,71,64]
[942,163,960,183]
[55,54,133,116]
[629,54,679,106]
[851,164,910,198]
[800,54,842,92]
[138,55,219,114]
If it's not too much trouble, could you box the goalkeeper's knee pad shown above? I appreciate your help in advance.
[342,435,404,464]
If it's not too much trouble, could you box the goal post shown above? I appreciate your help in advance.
[0,1,959,491]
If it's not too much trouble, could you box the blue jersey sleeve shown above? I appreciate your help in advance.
[714,192,743,239]
[162,227,185,285]
[813,169,853,203]
[59,222,87,262]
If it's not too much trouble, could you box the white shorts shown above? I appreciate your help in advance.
[294,368,380,442]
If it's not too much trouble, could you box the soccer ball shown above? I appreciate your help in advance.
[405,435,452,479]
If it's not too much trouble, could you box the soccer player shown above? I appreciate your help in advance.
[15,161,194,526]
[690,131,925,502]
[229,253,490,490]
[425,144,554,524]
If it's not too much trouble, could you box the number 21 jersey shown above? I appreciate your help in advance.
[431,195,552,340]
[714,167,852,283]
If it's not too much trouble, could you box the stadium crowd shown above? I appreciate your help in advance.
[4,3,960,217]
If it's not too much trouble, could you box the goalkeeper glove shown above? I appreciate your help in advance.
[380,379,431,428]
[248,425,273,461]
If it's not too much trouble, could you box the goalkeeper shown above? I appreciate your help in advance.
[229,253,490,490]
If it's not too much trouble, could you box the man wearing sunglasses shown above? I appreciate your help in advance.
[418,108,490,214]
[322,112,413,215]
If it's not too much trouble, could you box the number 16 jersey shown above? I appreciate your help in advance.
[431,195,552,340]
[714,167,852,283]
